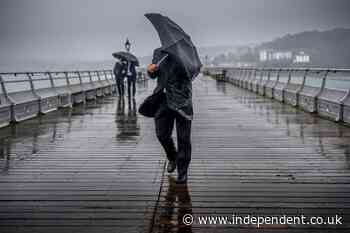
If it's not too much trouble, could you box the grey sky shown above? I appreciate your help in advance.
[1,0,350,65]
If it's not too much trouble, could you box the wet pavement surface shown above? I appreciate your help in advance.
[1,76,350,233]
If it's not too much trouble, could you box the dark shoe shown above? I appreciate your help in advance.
[176,174,188,184]
[167,161,176,173]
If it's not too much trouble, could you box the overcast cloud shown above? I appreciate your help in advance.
[1,0,349,67]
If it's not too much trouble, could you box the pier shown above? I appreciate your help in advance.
[0,71,350,232]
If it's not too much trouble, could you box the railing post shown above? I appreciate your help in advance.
[76,71,83,84]
[271,69,282,95]
[76,71,84,86]
[258,69,264,93]
[88,71,93,82]
[26,73,41,99]
[47,72,55,88]
[243,69,248,87]
[26,73,35,92]
[259,68,264,81]
[252,68,257,90]
[316,69,329,98]
[301,69,309,88]
[222,69,227,81]
[321,70,329,90]
[64,72,71,86]
[295,69,309,106]
[240,69,245,87]
[267,69,271,81]
[0,75,9,100]
[248,69,252,84]
[96,71,101,81]
[276,69,281,82]
[287,69,293,84]
[241,69,246,87]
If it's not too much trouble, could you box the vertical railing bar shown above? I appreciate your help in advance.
[286,68,292,85]
[47,72,55,88]
[0,75,9,100]
[26,73,35,92]
[316,70,330,98]
[267,69,271,81]
[88,71,93,82]
[96,71,101,81]
[64,72,71,86]
[77,71,83,84]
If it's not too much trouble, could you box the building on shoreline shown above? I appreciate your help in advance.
[259,49,311,66]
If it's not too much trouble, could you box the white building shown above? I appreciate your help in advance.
[272,51,292,60]
[259,50,269,62]
[260,49,311,64]
[259,50,292,62]
[293,51,310,64]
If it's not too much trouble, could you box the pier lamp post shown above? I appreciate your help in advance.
[205,55,209,66]
[125,38,131,52]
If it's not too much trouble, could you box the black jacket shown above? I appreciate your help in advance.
[126,62,137,81]
[148,48,193,120]
[113,62,126,81]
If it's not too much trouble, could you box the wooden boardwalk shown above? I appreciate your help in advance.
[1,75,350,233]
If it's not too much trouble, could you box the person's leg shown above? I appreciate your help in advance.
[116,80,121,96]
[155,104,177,163]
[127,78,131,97]
[132,80,136,97]
[117,79,124,96]
[121,78,125,96]
[175,113,192,183]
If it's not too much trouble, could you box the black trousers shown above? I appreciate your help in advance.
[116,79,124,96]
[155,103,192,177]
[127,78,136,97]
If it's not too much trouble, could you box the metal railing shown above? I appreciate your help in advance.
[204,66,350,125]
[0,70,114,95]
[0,69,145,129]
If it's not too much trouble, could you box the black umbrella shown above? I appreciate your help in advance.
[145,13,202,80]
[112,51,139,66]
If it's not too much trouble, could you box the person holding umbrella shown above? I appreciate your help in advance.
[113,59,127,97]
[144,13,202,184]
[112,50,139,97]
[126,60,137,98]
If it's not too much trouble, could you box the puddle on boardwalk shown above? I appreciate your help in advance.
[153,176,193,233]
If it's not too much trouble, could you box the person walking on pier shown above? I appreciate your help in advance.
[147,48,193,184]
[126,61,137,98]
[141,13,202,184]
[113,60,127,97]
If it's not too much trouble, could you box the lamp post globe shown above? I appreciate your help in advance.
[125,38,131,52]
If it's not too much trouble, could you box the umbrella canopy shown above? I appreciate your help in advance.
[112,51,139,66]
[145,13,202,80]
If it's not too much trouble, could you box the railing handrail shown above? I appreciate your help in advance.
[204,66,350,73]
[0,69,113,76]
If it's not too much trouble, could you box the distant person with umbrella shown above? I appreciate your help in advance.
[144,13,202,184]
[113,40,139,98]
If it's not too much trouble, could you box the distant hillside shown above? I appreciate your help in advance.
[137,45,239,67]
[259,28,350,67]
[197,45,238,57]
